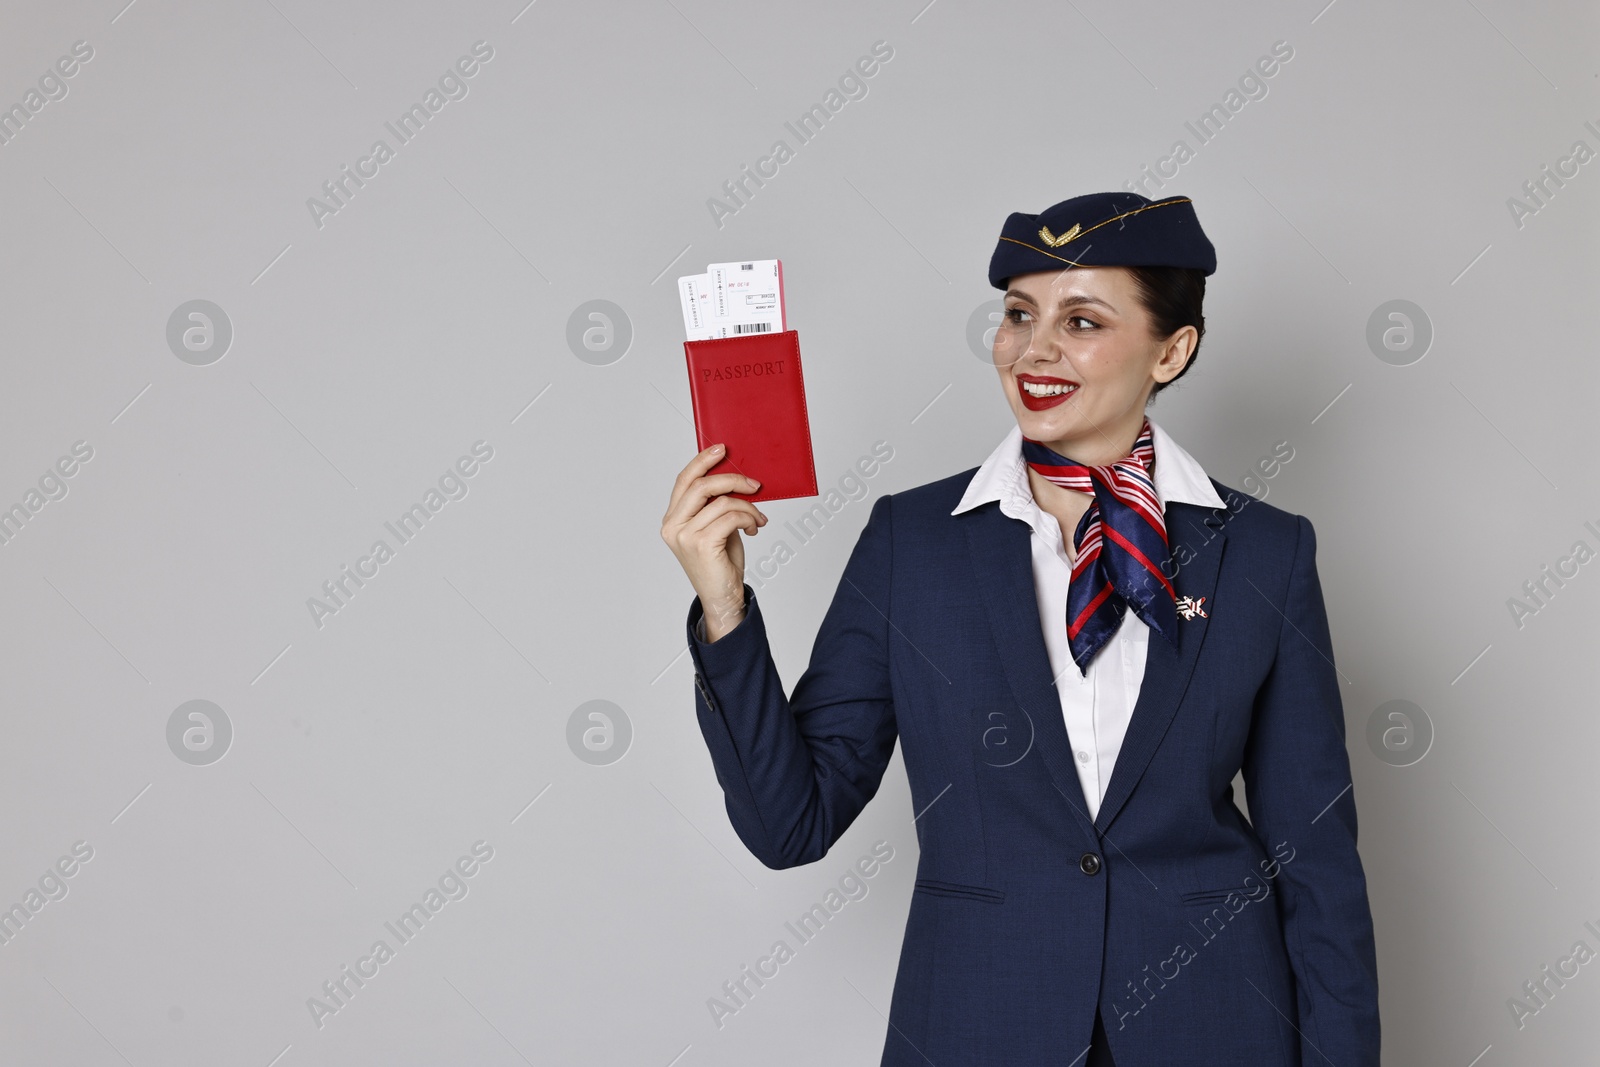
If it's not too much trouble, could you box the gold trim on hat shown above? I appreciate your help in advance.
[1007,196,1194,266]
[999,236,1088,268]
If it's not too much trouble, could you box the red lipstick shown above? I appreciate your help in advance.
[1016,373,1081,411]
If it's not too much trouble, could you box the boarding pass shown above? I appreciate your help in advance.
[677,259,785,341]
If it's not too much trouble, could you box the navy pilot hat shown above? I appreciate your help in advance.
[988,191,1216,290]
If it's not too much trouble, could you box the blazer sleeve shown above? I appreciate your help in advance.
[684,492,898,870]
[1240,514,1381,1066]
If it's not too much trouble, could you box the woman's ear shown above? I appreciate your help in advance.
[1152,325,1198,384]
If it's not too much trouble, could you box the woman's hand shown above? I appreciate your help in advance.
[661,444,768,641]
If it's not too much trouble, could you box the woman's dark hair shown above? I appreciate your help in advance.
[1124,265,1206,401]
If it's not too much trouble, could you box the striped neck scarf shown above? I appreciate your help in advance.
[1020,416,1177,673]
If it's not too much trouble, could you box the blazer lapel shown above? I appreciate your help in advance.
[1092,501,1227,835]
[963,502,1100,845]
[961,498,1229,842]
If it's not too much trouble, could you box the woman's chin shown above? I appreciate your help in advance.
[1015,405,1087,438]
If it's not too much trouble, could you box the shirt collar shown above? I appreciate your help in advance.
[951,417,1227,517]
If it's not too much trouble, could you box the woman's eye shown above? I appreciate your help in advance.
[1001,308,1095,329]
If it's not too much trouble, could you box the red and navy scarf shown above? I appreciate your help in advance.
[1020,416,1176,673]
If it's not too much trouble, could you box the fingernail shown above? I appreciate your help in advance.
[710,443,723,452]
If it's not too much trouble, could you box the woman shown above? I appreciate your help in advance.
[661,191,1380,1066]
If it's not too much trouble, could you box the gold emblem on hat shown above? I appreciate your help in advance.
[1038,223,1082,247]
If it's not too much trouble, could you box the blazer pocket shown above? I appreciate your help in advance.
[914,878,1006,904]
[1181,884,1257,907]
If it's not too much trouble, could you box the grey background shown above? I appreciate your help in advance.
[0,0,1596,1063]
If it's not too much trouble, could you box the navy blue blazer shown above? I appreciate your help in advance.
[685,466,1380,1066]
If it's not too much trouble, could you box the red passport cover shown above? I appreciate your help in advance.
[683,329,818,502]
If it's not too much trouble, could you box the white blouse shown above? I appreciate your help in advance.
[950,419,1226,820]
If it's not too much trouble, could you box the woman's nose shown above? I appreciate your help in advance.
[995,321,1050,368]
[1020,327,1060,364]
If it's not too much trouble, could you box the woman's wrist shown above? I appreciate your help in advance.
[699,591,747,643]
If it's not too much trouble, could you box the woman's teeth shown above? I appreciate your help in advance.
[1021,381,1078,397]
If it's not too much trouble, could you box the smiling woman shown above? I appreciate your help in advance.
[664,190,1381,1067]
[992,262,1208,559]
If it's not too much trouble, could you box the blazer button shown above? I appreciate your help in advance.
[1079,852,1101,876]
